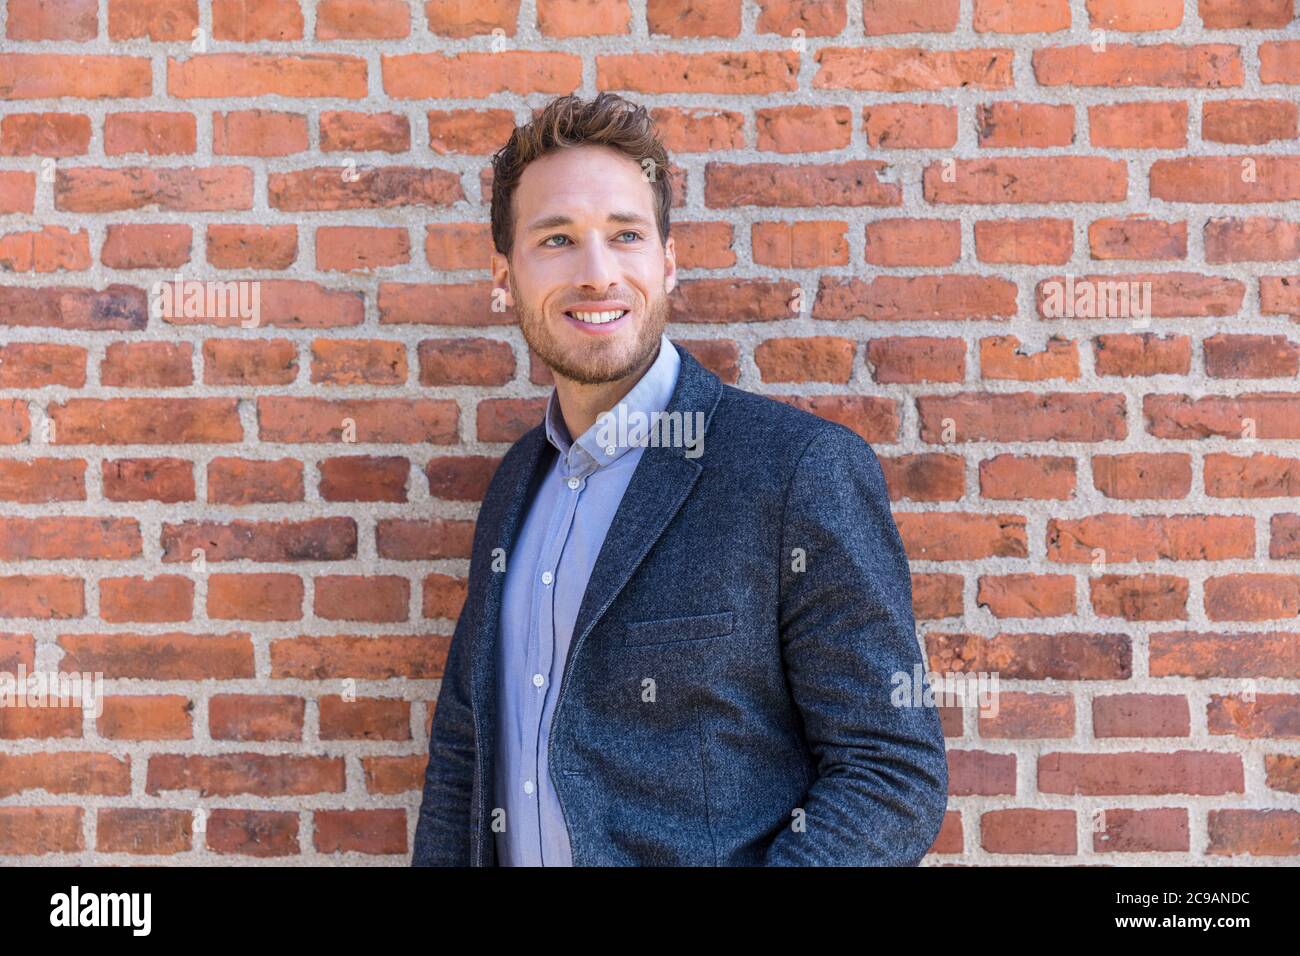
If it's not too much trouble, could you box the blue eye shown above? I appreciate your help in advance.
[616,231,642,242]
[542,235,570,247]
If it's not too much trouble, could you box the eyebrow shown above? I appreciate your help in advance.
[524,211,654,234]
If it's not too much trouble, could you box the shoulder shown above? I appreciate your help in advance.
[713,382,882,467]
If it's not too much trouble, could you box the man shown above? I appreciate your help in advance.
[412,92,948,866]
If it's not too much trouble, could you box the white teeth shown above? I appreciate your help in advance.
[568,309,627,324]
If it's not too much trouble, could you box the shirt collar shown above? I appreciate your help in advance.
[544,332,681,475]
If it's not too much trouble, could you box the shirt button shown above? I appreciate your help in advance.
[541,570,553,585]
[523,780,534,795]
[605,446,616,456]
[567,477,580,490]
[532,673,544,687]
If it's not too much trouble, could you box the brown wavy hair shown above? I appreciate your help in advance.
[490,92,673,259]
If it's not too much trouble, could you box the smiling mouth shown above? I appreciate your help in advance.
[564,308,629,325]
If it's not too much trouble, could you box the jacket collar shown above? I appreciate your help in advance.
[468,338,724,864]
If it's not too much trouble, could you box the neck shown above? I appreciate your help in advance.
[553,343,661,442]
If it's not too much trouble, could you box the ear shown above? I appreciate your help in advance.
[491,251,513,307]
[662,235,677,296]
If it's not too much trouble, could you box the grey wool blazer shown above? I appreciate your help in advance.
[412,338,949,866]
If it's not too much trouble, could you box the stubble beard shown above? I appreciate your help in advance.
[513,278,670,386]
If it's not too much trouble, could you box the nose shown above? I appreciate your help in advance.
[572,233,619,292]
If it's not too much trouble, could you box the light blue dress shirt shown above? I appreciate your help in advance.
[493,332,682,866]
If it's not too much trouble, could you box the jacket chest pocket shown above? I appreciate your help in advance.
[623,610,735,646]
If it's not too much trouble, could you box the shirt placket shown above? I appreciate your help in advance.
[524,444,592,865]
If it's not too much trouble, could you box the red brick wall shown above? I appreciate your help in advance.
[1,0,1298,863]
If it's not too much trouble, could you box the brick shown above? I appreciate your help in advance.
[862,103,956,148]
[213,110,309,156]
[1092,453,1193,499]
[924,157,1127,204]
[816,48,1012,91]
[382,52,582,98]
[56,166,252,212]
[170,54,365,98]
[104,112,197,155]
[756,105,852,152]
[814,275,1017,320]
[977,574,1076,617]
[973,0,1070,34]
[6,0,98,40]
[0,55,151,98]
[1089,101,1188,148]
[861,0,959,34]
[0,225,91,273]
[1046,514,1254,563]
[1088,217,1187,260]
[269,166,462,211]
[706,160,900,207]
[211,0,305,39]
[1095,808,1189,853]
[865,219,960,266]
[0,113,92,157]
[755,0,846,35]
[979,335,1079,381]
[975,218,1073,264]
[1033,44,1243,88]
[316,0,410,39]
[865,336,965,383]
[0,458,86,502]
[1203,99,1299,145]
[109,0,198,40]
[979,454,1077,500]
[1039,751,1243,795]
[1086,0,1182,30]
[416,338,515,386]
[316,226,411,271]
[101,224,192,269]
[1094,333,1191,376]
[427,108,518,153]
[1093,694,1190,737]
[976,102,1074,147]
[97,696,193,740]
[318,455,410,502]
[918,392,1126,442]
[1205,217,1300,263]
[1150,156,1300,203]
[1204,333,1300,378]
[102,457,194,502]
[209,695,305,741]
[207,574,304,621]
[99,576,193,623]
[1090,574,1189,621]
[537,0,632,35]
[311,338,408,385]
[206,224,298,269]
[208,457,304,504]
[1198,0,1294,28]
[206,809,300,857]
[96,809,191,854]
[928,631,1132,680]
[597,52,797,94]
[753,221,849,268]
[320,111,410,152]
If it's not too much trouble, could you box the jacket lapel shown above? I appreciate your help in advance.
[565,343,723,663]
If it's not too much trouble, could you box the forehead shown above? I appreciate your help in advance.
[514,144,656,227]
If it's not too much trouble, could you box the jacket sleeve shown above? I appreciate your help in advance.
[764,424,949,866]
[411,597,478,866]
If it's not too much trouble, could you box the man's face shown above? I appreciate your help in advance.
[492,144,676,386]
